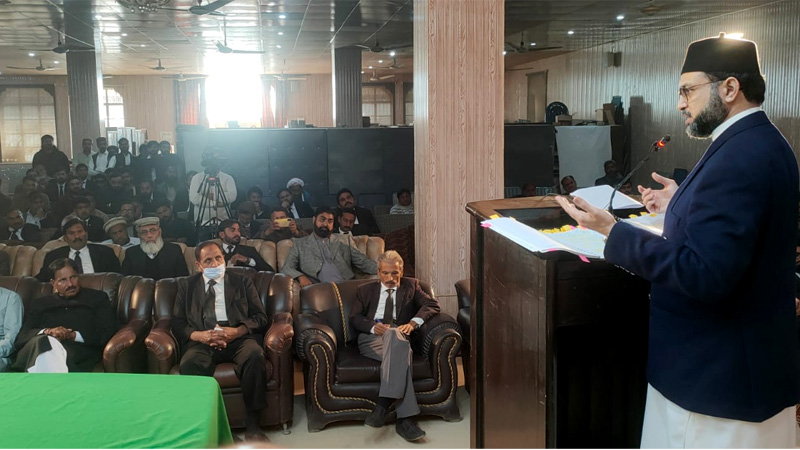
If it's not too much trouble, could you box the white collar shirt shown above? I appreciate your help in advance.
[69,246,95,274]
[202,273,227,322]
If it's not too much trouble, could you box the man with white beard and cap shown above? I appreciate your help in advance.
[121,216,189,280]
[101,217,140,249]
[286,177,312,205]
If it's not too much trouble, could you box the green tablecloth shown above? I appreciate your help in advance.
[0,373,234,448]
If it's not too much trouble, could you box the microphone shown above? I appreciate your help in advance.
[607,135,671,216]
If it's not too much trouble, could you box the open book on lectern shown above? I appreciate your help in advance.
[482,214,665,260]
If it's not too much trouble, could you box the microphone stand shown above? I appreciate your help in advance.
[607,139,666,217]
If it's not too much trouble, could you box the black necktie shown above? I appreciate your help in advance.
[59,185,64,197]
[203,280,217,330]
[382,289,395,324]
[73,251,84,274]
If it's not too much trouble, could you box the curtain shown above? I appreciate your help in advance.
[261,75,288,128]
[175,79,208,127]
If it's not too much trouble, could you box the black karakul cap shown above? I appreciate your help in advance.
[681,33,762,75]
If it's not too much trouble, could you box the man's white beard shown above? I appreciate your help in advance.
[141,237,164,255]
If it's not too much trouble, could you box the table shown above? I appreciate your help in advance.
[0,373,234,448]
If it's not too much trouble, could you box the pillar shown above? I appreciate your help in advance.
[331,46,363,127]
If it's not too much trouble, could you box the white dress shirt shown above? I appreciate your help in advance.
[711,107,762,141]
[189,171,237,225]
[202,273,227,322]
[337,228,352,235]
[7,227,22,240]
[370,283,424,333]
[89,151,116,174]
[25,212,41,229]
[69,246,95,274]
[222,243,255,267]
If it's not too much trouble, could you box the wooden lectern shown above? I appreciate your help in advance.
[466,197,651,448]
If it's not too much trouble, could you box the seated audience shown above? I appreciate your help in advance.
[25,192,57,230]
[72,138,94,169]
[278,189,314,219]
[53,176,85,222]
[118,201,138,238]
[281,207,377,286]
[155,165,189,213]
[32,163,51,190]
[0,286,23,372]
[116,138,133,167]
[337,208,356,235]
[560,175,578,195]
[154,199,196,246]
[118,166,136,196]
[594,160,624,187]
[121,217,188,280]
[13,258,116,373]
[31,134,70,177]
[261,207,305,243]
[36,216,121,281]
[12,177,39,212]
[246,186,269,220]
[218,219,274,272]
[513,183,537,198]
[287,177,312,205]
[236,202,261,239]
[100,170,130,214]
[89,136,116,175]
[72,197,105,242]
[349,250,440,442]
[173,241,270,441]
[619,180,633,195]
[337,188,381,235]
[390,188,415,214]
[74,164,92,190]
[45,167,70,204]
[82,192,110,224]
[101,217,140,249]
[136,179,165,214]
[5,209,41,242]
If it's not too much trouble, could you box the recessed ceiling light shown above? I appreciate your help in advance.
[503,50,507,56]
[277,31,284,35]
[267,1,276,5]
[389,51,396,57]
[28,52,35,57]
[361,70,364,74]
[530,42,536,46]
[378,59,383,63]
[121,33,128,37]
[276,44,282,48]
[368,65,373,69]
[54,61,59,64]
[95,15,103,20]
[140,44,146,47]
[567,30,575,35]
[616,15,625,21]
[278,14,286,19]
[265,9,272,13]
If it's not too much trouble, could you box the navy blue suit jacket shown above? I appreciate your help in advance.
[605,111,800,422]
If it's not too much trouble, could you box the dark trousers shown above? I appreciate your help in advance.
[179,337,267,411]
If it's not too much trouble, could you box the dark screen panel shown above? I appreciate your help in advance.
[267,129,328,206]
[327,128,385,196]
[504,125,556,188]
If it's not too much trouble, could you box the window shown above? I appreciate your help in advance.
[103,88,125,128]
[0,87,57,163]
[404,84,413,125]
[205,74,263,129]
[362,85,393,126]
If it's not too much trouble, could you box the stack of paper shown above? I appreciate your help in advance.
[571,185,642,210]
[482,217,606,260]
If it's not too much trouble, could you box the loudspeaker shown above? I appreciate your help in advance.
[606,52,622,68]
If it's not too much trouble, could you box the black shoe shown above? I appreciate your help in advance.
[365,404,389,428]
[396,418,426,442]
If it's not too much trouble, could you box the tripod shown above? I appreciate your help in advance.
[194,171,232,239]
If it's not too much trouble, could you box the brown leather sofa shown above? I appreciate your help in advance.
[454,279,471,393]
[0,273,153,373]
[145,268,295,432]
[294,279,462,432]
[0,244,37,276]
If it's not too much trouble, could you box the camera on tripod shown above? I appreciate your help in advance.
[194,151,231,232]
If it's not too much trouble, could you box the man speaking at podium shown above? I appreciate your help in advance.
[557,34,799,447]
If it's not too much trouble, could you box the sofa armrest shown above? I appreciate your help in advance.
[144,318,179,374]
[265,312,294,356]
[103,318,150,373]
[294,313,337,362]
[414,312,462,359]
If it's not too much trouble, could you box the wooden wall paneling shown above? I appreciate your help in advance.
[503,0,800,186]
[284,74,334,128]
[107,76,176,145]
[413,0,505,299]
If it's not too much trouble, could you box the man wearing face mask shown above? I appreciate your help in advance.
[172,241,270,441]
[12,258,116,373]
[280,206,377,288]
[121,217,188,280]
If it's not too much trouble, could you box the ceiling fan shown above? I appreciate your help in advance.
[32,34,94,54]
[215,17,265,54]
[162,73,208,82]
[639,0,665,16]
[7,58,58,72]
[377,57,402,70]
[160,0,233,16]
[355,35,411,53]
[368,70,394,81]
[148,59,188,71]
[505,32,562,54]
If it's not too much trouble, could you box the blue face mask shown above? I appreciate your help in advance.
[203,264,225,280]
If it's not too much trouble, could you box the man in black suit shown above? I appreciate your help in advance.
[121,217,189,280]
[154,199,196,246]
[349,251,440,442]
[337,188,380,235]
[12,258,116,372]
[277,189,314,219]
[45,166,70,205]
[72,197,105,242]
[4,209,40,242]
[136,179,166,214]
[218,219,274,272]
[173,241,270,441]
[36,217,121,281]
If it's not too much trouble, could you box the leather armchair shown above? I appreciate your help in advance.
[0,244,36,276]
[454,279,471,393]
[2,273,153,373]
[294,279,462,432]
[145,268,295,431]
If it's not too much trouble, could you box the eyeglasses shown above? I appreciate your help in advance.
[678,81,716,100]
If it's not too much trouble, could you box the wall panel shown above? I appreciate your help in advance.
[107,75,176,144]
[284,74,334,128]
[504,0,800,186]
